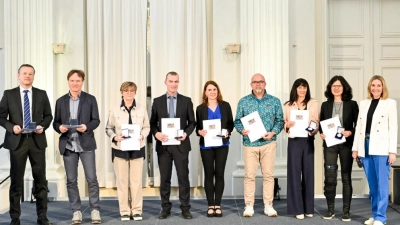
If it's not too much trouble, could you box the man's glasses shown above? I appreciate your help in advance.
[251,81,265,84]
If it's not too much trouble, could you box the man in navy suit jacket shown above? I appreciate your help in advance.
[0,64,53,225]
[52,69,101,224]
[150,71,196,219]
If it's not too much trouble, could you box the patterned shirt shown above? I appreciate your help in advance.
[234,91,284,147]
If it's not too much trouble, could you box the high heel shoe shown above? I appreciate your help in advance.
[207,207,215,217]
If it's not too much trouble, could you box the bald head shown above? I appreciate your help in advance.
[250,73,266,95]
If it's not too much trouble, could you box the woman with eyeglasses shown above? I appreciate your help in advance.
[352,75,397,225]
[284,78,319,220]
[319,76,359,222]
[105,81,150,221]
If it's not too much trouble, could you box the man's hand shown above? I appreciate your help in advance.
[13,125,22,134]
[59,125,69,133]
[35,125,44,134]
[156,132,169,142]
[176,132,187,141]
[76,124,87,133]
[242,129,250,136]
[263,132,275,140]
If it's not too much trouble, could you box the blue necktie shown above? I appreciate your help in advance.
[23,90,31,128]
[168,96,175,118]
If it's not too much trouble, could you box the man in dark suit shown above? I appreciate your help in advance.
[0,64,53,225]
[52,69,101,224]
[150,71,196,219]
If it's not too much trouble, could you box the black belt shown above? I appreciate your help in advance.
[21,133,33,138]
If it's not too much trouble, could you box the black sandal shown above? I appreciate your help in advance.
[207,207,215,217]
[214,207,222,217]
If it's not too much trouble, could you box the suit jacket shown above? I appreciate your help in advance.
[195,101,234,146]
[150,93,196,153]
[0,86,53,150]
[53,91,100,155]
[319,100,359,147]
[352,98,397,157]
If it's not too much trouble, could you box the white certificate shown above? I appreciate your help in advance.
[120,124,141,151]
[161,118,181,145]
[240,111,268,142]
[320,117,346,147]
[203,119,223,147]
[289,110,309,137]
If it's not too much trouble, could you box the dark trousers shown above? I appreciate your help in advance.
[63,149,100,212]
[287,137,314,215]
[200,146,229,206]
[323,144,353,210]
[9,136,48,219]
[157,145,190,211]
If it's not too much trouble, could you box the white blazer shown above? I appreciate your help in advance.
[352,98,398,157]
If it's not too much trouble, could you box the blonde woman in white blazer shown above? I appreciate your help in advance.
[352,75,397,225]
[105,82,150,221]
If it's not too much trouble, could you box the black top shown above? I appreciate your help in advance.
[112,100,145,162]
[365,99,379,134]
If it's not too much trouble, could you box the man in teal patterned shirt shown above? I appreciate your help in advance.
[234,73,284,218]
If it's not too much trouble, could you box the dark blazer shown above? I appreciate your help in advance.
[150,93,196,153]
[319,100,359,147]
[0,87,52,150]
[53,91,100,155]
[195,101,234,146]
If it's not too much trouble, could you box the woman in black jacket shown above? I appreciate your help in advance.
[320,76,358,221]
[196,81,234,217]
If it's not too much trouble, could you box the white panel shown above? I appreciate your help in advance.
[329,66,364,102]
[329,44,364,60]
[329,0,364,37]
[380,0,400,37]
[380,44,400,59]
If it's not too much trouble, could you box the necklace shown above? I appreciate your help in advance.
[334,102,343,118]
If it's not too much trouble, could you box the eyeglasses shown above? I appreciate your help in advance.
[251,81,265,84]
[332,85,343,88]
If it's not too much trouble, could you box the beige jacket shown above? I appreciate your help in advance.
[283,98,319,137]
[105,102,150,149]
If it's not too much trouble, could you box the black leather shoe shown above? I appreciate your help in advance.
[10,218,20,225]
[182,210,192,219]
[37,215,53,225]
[158,210,171,219]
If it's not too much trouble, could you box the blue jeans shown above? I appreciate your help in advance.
[362,137,390,223]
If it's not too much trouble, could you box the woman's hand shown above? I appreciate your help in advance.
[199,129,207,137]
[389,153,397,164]
[286,121,295,128]
[320,133,326,140]
[341,130,352,138]
[352,151,358,160]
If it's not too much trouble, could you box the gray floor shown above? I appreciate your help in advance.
[0,198,399,225]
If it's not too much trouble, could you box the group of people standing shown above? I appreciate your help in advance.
[0,64,397,225]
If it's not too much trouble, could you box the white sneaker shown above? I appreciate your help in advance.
[373,221,385,225]
[243,204,254,217]
[91,209,101,224]
[296,214,304,219]
[305,214,313,218]
[364,217,374,225]
[71,211,82,224]
[264,203,278,217]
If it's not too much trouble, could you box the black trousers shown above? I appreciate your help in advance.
[9,136,48,219]
[200,146,229,206]
[287,137,315,215]
[323,144,353,210]
[157,145,190,211]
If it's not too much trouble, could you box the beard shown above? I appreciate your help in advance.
[255,88,263,93]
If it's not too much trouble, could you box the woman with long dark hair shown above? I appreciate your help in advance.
[196,81,234,217]
[320,76,358,221]
[284,78,319,219]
